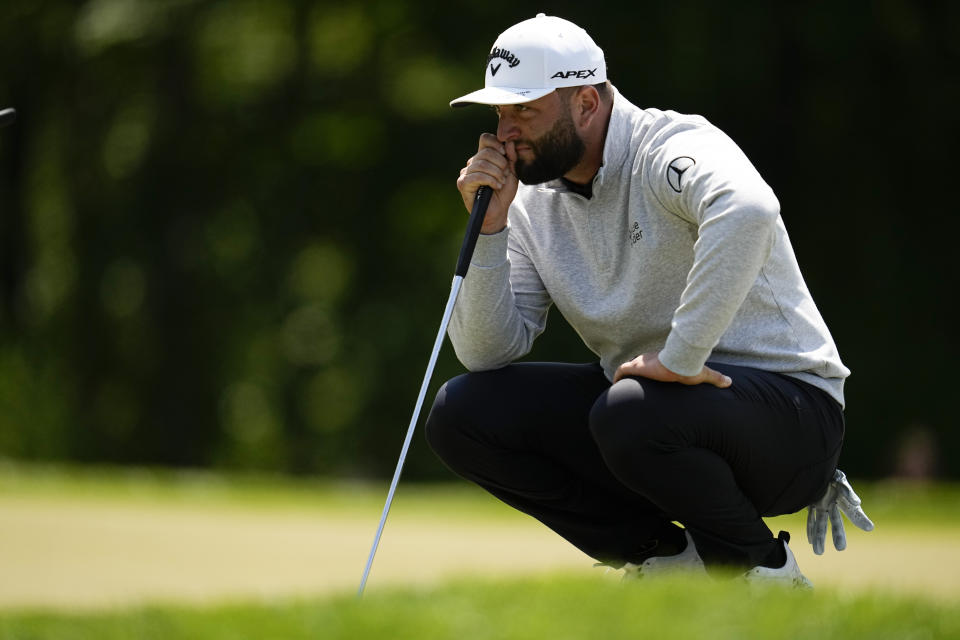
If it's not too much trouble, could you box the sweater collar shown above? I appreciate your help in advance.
[534,85,636,198]
[594,86,634,189]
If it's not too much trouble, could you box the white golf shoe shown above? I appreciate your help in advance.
[621,530,707,580]
[744,532,813,589]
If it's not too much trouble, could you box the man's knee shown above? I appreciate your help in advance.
[589,378,651,444]
[588,378,675,482]
[424,373,478,462]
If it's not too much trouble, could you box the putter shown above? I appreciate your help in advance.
[0,108,16,128]
[358,185,492,597]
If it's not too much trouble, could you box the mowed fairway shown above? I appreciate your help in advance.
[0,464,958,611]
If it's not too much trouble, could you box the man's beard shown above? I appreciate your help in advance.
[514,110,585,185]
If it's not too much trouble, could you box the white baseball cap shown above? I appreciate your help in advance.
[450,14,607,107]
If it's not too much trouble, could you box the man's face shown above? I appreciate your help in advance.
[495,92,585,185]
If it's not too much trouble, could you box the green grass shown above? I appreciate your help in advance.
[1,462,958,637]
[2,460,957,524]
[0,460,516,519]
[1,574,957,640]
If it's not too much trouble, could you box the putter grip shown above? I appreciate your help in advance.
[454,186,493,278]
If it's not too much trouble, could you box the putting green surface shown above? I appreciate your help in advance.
[0,464,958,611]
[3,574,959,640]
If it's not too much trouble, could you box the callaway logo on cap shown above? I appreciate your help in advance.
[450,14,607,107]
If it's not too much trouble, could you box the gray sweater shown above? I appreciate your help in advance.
[449,88,849,407]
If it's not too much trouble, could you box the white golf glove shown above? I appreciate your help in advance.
[806,469,875,554]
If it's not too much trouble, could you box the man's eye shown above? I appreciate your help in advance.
[515,105,529,112]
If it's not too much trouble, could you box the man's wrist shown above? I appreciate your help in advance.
[659,330,712,377]
[481,223,507,235]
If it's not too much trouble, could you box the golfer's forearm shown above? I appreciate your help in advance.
[448,231,546,370]
[660,189,779,376]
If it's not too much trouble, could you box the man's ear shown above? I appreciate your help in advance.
[574,85,601,127]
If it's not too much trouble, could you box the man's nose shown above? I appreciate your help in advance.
[497,115,520,143]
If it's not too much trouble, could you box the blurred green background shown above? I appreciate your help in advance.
[0,0,956,481]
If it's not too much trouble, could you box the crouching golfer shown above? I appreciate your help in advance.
[425,14,873,586]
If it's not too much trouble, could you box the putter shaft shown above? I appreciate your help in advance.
[357,187,491,597]
[357,274,465,596]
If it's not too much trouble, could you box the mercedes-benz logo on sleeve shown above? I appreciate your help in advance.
[667,156,696,193]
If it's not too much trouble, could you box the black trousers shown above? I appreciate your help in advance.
[424,361,844,569]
